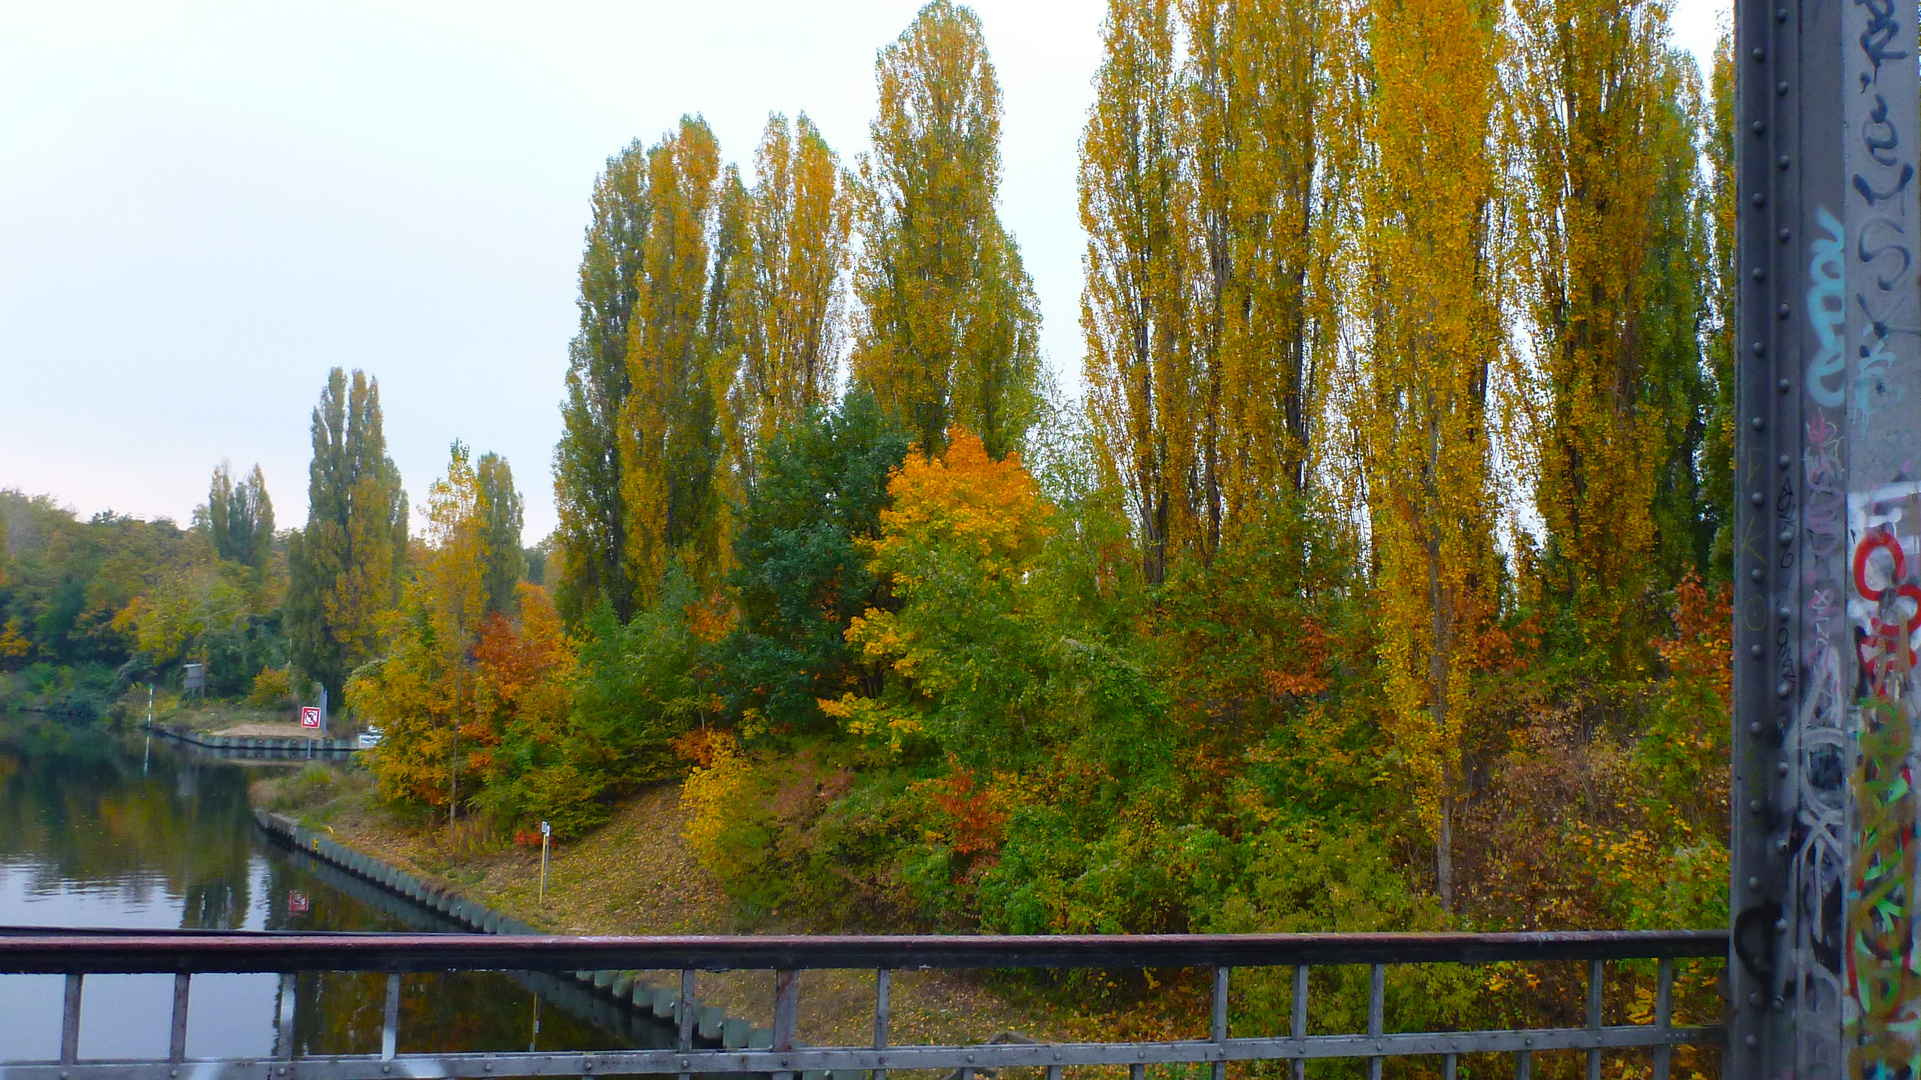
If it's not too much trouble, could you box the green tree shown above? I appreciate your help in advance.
[554,142,649,624]
[286,368,408,706]
[202,462,275,569]
[475,452,525,617]
[718,391,911,734]
[851,0,1044,459]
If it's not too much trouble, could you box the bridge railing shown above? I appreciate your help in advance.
[0,928,1726,1080]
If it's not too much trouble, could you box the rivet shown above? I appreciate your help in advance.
[1752,262,1767,276]
[1525,1038,1534,1047]
[1777,303,1790,318]
[1778,379,1791,394]
[1751,490,1766,505]
[1778,155,1791,170]
[1777,761,1789,775]
[969,1055,977,1063]
[1778,605,1791,620]
[383,1068,392,1076]
[1776,6,1787,20]
[1777,81,1790,95]
[1746,1035,1759,1048]
[1055,1053,1063,1061]
[1779,228,1792,242]
[584,1064,593,1073]
[1752,47,1765,61]
[781,1060,790,1069]
[1749,992,1763,1005]
[1777,681,1791,698]
[1138,1050,1146,1059]
[172,1073,180,1079]
[1774,996,1786,1009]
[1750,721,1763,734]
[1777,453,1792,469]
[680,1061,690,1070]
[1748,876,1760,889]
[1750,799,1764,813]
[1779,530,1793,545]
[1752,568,1765,582]
[1751,416,1766,430]
[1775,918,1788,932]
[1753,121,1767,136]
[1750,644,1764,658]
[485,1066,494,1073]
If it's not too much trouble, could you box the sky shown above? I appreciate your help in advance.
[0,0,1727,541]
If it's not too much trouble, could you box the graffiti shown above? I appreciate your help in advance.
[1812,209,1851,407]
[1856,0,1911,84]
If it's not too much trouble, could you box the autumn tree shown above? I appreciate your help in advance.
[852,0,1044,459]
[1701,28,1737,580]
[1352,0,1504,912]
[1080,0,1192,583]
[554,142,649,624]
[359,442,487,816]
[203,462,275,569]
[286,368,408,706]
[1502,0,1711,667]
[476,452,525,617]
[1181,0,1352,545]
[732,112,853,459]
[618,116,738,606]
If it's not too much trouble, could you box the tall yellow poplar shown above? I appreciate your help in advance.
[1502,0,1709,664]
[619,116,730,604]
[1080,0,1195,583]
[852,0,1043,459]
[1355,0,1504,911]
[734,113,853,458]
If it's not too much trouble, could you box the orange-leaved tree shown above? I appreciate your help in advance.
[822,427,1055,762]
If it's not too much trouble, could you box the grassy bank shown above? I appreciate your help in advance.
[251,765,1134,1048]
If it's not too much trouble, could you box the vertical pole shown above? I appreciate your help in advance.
[382,973,401,1061]
[169,972,191,1063]
[1210,966,1229,1080]
[540,821,550,905]
[1290,965,1307,1080]
[1653,958,1674,1080]
[1585,958,1603,1080]
[276,972,297,1060]
[1366,964,1384,1080]
[874,968,891,1080]
[678,969,696,1080]
[60,972,82,1065]
[772,968,799,1080]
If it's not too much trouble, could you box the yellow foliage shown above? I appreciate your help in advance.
[1351,0,1504,911]
[680,729,750,867]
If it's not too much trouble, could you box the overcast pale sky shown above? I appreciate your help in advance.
[0,0,1727,540]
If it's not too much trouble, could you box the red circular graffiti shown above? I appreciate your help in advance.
[1855,530,1908,600]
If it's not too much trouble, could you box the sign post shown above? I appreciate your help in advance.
[1732,0,1921,1073]
[538,821,551,906]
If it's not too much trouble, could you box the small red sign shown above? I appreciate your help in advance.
[300,707,320,729]
[288,891,310,914]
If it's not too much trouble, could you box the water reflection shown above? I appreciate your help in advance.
[0,712,662,1062]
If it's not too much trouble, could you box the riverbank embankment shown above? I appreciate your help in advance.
[254,778,1069,1050]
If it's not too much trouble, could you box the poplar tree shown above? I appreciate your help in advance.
[287,368,409,705]
[205,462,275,568]
[554,143,649,624]
[1702,30,1737,580]
[734,113,853,457]
[852,0,1043,459]
[1354,0,1503,912]
[618,116,733,605]
[476,452,525,617]
[1080,0,1192,583]
[1502,0,1711,666]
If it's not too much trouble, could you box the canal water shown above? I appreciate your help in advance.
[0,710,669,1062]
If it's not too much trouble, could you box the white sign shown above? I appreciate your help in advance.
[540,821,551,837]
[300,706,320,729]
